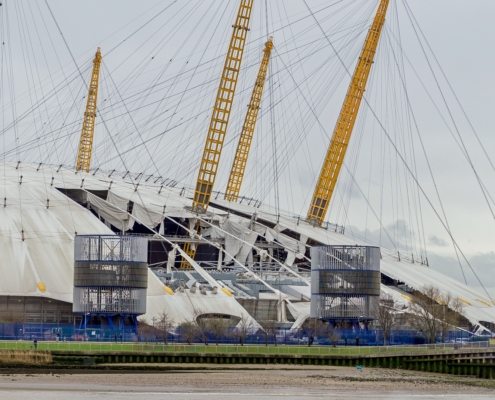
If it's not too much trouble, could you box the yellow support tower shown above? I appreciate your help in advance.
[75,47,102,173]
[225,36,273,202]
[181,0,254,268]
[192,0,253,213]
[307,0,389,226]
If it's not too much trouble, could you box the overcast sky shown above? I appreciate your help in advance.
[1,0,495,291]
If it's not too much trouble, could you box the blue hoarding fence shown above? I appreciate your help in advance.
[0,323,485,346]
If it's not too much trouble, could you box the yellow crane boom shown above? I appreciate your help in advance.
[225,36,273,202]
[181,0,254,268]
[192,0,254,213]
[75,47,102,173]
[307,0,389,226]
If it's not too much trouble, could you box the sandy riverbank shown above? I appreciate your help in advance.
[0,366,494,399]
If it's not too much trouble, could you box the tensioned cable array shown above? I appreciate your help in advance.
[1,0,494,292]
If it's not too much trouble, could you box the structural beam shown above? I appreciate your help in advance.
[307,0,389,226]
[191,0,254,213]
[75,47,102,173]
[181,0,254,268]
[225,36,273,202]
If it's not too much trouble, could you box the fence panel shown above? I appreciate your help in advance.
[0,323,490,352]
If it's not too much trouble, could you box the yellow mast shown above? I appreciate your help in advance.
[181,0,254,268]
[225,36,273,202]
[307,0,389,226]
[75,47,102,173]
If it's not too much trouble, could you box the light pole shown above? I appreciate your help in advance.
[84,313,90,341]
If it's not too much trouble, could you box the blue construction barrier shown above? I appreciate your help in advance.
[0,323,135,342]
[0,323,483,345]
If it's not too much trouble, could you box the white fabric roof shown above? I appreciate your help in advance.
[0,163,247,323]
[209,198,495,327]
[1,163,493,328]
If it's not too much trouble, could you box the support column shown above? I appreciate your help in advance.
[217,246,223,271]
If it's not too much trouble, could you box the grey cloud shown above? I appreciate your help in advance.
[347,218,495,292]
[428,235,448,247]
[428,252,495,291]
[347,219,417,253]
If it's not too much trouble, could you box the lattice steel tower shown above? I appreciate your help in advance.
[73,235,148,331]
[310,245,381,324]
[75,47,102,173]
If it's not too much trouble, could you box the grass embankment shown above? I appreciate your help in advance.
[0,341,457,356]
[0,350,52,365]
